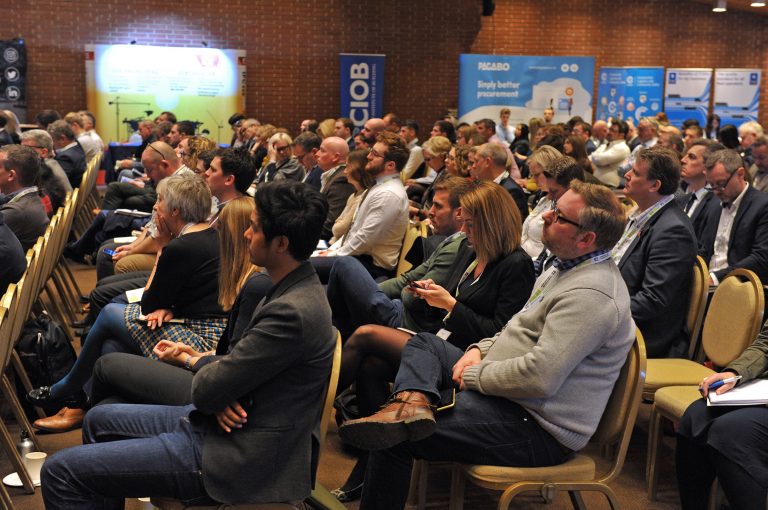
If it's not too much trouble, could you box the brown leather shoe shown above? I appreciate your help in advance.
[339,391,435,450]
[33,407,85,433]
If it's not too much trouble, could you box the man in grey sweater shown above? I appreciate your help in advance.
[340,181,636,509]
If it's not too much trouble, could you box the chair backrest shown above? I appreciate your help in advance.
[703,268,764,367]
[686,256,709,359]
[396,221,428,276]
[590,329,647,484]
[318,331,342,461]
[0,287,15,370]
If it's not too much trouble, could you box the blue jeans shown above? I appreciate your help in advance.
[359,333,569,510]
[51,303,139,399]
[41,403,212,510]
[326,256,404,339]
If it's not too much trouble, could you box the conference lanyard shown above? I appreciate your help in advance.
[7,186,39,204]
[611,194,674,264]
[441,258,480,326]
[521,251,612,312]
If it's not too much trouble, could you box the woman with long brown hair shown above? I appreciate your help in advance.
[330,181,535,501]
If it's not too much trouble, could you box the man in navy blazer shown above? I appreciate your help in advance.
[613,146,697,358]
[698,149,768,285]
[48,119,87,188]
[41,181,335,508]
[677,139,724,241]
[471,142,528,221]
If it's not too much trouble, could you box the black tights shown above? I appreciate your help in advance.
[337,325,412,492]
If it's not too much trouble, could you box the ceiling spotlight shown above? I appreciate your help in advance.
[713,0,727,11]
[751,1,766,6]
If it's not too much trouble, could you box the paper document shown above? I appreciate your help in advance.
[708,378,768,406]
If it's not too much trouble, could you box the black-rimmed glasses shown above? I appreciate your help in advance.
[551,202,583,229]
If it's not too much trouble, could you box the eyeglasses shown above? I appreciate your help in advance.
[274,145,290,153]
[709,169,738,191]
[369,148,385,159]
[551,202,583,229]
[147,143,167,160]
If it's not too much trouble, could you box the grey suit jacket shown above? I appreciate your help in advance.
[1,191,49,251]
[191,261,334,503]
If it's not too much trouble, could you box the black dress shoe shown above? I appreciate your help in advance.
[28,387,87,408]
[27,386,60,406]
[63,244,86,264]
[330,483,363,502]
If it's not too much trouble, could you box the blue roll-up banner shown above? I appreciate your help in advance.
[664,68,712,128]
[713,68,761,127]
[596,67,664,123]
[457,54,595,125]
[339,53,385,132]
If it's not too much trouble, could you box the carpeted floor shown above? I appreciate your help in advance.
[2,261,688,509]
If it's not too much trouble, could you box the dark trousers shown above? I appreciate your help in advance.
[41,403,212,510]
[92,352,194,407]
[85,271,150,325]
[676,398,768,510]
[359,333,569,510]
[311,254,394,285]
[326,256,403,339]
[100,181,156,212]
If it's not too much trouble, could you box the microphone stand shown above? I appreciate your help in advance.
[207,110,224,144]
[108,97,150,141]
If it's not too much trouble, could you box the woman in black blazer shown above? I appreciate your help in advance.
[332,181,534,501]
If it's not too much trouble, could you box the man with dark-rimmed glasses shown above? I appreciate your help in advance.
[338,181,636,510]
[698,148,768,286]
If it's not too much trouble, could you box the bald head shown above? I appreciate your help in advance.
[141,141,181,183]
[361,118,386,143]
[592,120,608,142]
[317,136,350,171]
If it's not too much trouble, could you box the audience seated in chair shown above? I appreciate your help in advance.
[30,174,226,432]
[312,131,410,281]
[40,180,334,509]
[612,146,697,358]
[330,180,535,502]
[698,148,768,285]
[338,181,634,510]
[90,196,271,408]
[677,319,768,510]
[0,144,50,251]
[328,149,375,245]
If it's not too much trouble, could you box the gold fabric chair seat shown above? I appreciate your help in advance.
[642,359,714,398]
[461,454,596,487]
[653,386,704,418]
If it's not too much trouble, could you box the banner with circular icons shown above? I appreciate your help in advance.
[0,38,26,106]
[596,67,664,124]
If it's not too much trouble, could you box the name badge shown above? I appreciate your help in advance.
[436,329,452,341]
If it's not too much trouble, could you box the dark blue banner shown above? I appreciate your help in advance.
[340,54,385,132]
[596,67,664,123]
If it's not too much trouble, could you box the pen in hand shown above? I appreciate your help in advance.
[700,375,742,394]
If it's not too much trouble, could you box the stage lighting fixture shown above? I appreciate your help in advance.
[750,1,766,6]
[713,0,727,11]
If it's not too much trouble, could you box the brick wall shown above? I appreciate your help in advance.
[5,0,767,139]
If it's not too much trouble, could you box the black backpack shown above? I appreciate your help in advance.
[15,311,76,389]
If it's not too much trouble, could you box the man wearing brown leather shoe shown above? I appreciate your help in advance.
[344,182,637,510]
[339,391,435,450]
[33,407,85,433]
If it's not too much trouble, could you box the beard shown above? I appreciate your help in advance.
[365,160,384,177]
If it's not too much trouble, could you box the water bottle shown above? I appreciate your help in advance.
[16,431,34,458]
